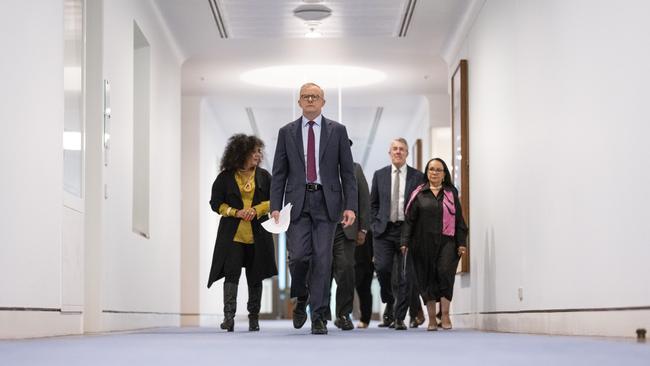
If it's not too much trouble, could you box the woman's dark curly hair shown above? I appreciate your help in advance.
[220,134,265,172]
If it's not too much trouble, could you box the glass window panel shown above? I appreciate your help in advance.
[63,0,84,197]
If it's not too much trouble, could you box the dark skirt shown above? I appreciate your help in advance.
[412,235,460,302]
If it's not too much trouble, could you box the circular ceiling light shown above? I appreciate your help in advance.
[240,65,386,89]
[293,4,332,22]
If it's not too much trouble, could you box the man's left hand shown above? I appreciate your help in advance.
[341,210,356,228]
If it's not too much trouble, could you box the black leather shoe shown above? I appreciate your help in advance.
[311,319,328,335]
[334,315,354,331]
[378,303,394,327]
[220,317,234,332]
[409,315,425,328]
[293,298,308,329]
[394,319,407,330]
[248,314,260,332]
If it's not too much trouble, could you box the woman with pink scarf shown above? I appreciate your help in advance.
[400,158,468,331]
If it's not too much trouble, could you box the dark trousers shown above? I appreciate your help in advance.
[355,231,374,324]
[286,189,337,322]
[374,222,410,320]
[327,225,356,319]
[223,242,263,316]
[373,224,399,306]
[355,266,374,324]
[408,282,423,320]
[391,250,417,321]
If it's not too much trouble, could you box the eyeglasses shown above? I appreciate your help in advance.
[429,168,445,173]
[300,94,321,102]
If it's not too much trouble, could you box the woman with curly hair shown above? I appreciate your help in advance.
[207,134,277,332]
[401,158,468,331]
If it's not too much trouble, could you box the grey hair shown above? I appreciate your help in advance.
[389,137,409,151]
[299,82,325,98]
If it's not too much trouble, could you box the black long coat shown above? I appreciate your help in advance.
[401,186,468,300]
[207,168,278,288]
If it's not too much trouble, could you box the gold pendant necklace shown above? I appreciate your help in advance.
[238,170,255,193]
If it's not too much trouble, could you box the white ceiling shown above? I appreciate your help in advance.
[154,0,471,173]
[219,0,408,39]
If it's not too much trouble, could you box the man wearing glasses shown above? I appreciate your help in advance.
[271,82,358,335]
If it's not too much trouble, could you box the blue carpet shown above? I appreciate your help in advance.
[1,321,648,365]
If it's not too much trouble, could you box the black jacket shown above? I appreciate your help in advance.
[370,165,423,236]
[401,186,468,250]
[207,168,278,288]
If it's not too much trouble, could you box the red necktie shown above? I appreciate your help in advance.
[307,121,317,182]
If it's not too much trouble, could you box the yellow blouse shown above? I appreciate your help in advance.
[218,169,270,244]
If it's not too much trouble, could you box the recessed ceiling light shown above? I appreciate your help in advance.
[240,65,386,89]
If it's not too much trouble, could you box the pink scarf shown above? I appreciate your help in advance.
[405,184,456,237]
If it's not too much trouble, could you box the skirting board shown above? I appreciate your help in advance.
[0,311,83,339]
[101,311,180,332]
[451,310,650,338]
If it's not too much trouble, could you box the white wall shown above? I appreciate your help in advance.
[0,0,63,309]
[199,102,228,325]
[100,0,182,330]
[405,96,432,170]
[448,0,650,336]
[426,93,452,163]
[181,96,232,326]
[0,0,84,338]
[181,96,202,326]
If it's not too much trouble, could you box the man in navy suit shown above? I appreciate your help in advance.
[370,138,423,330]
[271,82,358,335]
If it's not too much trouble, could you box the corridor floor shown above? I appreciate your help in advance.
[1,320,648,365]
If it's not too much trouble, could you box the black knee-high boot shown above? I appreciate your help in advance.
[221,282,238,332]
[247,283,262,331]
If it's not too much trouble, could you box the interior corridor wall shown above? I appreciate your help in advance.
[404,96,431,170]
[180,97,233,326]
[448,0,650,336]
[426,93,452,164]
[101,0,182,330]
[198,102,230,325]
[0,0,75,338]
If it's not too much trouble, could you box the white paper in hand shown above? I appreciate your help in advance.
[261,203,292,234]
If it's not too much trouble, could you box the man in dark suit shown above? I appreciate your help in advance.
[329,148,370,330]
[271,82,358,335]
[370,138,423,330]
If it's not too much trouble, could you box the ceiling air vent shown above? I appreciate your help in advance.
[208,0,228,39]
[398,0,417,37]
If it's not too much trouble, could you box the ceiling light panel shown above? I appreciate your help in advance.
[220,0,409,38]
[240,64,386,89]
